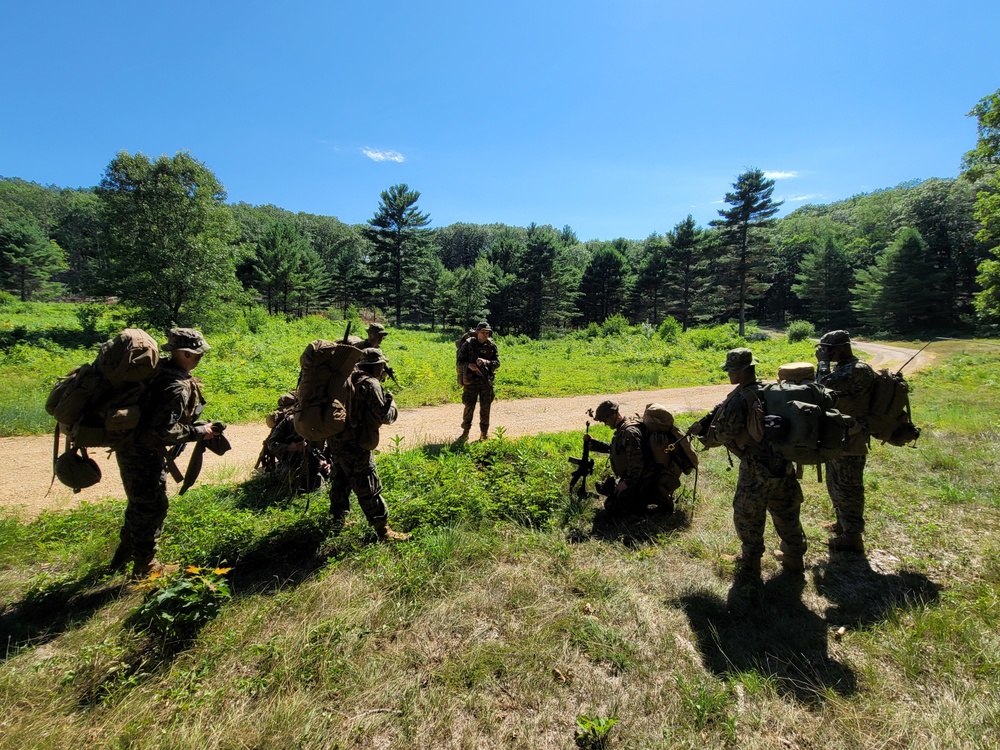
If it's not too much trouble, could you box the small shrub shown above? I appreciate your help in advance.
[786,320,815,343]
[128,565,233,640]
[243,304,269,334]
[575,714,618,749]
[657,316,681,342]
[0,290,18,306]
[600,314,631,337]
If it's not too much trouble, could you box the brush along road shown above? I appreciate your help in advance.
[0,340,932,518]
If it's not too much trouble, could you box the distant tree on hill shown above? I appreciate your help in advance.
[577,245,627,324]
[96,151,241,328]
[791,236,853,330]
[365,184,432,326]
[0,218,67,300]
[710,168,783,335]
[961,88,1000,321]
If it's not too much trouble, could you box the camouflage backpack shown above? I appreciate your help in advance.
[45,328,161,490]
[641,403,698,475]
[455,329,476,386]
[293,340,364,441]
[866,369,921,446]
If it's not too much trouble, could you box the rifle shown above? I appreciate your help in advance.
[342,321,352,344]
[568,421,595,499]
[384,364,401,388]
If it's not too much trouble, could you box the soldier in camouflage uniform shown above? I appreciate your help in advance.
[457,321,500,441]
[585,400,677,516]
[110,328,222,577]
[361,323,389,350]
[691,347,807,580]
[816,330,875,554]
[326,348,409,541]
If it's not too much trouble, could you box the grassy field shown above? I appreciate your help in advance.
[0,302,817,436]
[0,341,998,748]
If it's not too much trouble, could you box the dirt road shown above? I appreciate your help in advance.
[0,340,930,518]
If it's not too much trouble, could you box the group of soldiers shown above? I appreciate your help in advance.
[108,320,870,585]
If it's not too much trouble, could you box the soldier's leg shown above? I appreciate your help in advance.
[461,384,478,431]
[827,456,866,534]
[116,449,169,565]
[348,450,389,526]
[732,462,767,563]
[479,385,494,435]
[768,474,807,558]
[327,452,352,517]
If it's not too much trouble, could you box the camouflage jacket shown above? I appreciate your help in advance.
[136,360,206,448]
[589,416,649,484]
[820,355,875,454]
[330,372,397,450]
[706,381,786,473]
[457,338,500,381]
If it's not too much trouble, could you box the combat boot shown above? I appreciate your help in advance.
[458,429,470,443]
[724,554,761,581]
[828,532,864,553]
[480,430,489,441]
[773,549,805,572]
[131,558,180,579]
[373,521,410,542]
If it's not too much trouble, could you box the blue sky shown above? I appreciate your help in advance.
[2,1,998,241]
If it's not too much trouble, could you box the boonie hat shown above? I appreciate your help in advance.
[360,348,388,366]
[818,330,852,347]
[367,323,387,337]
[722,347,758,372]
[475,321,492,332]
[163,327,210,354]
[592,399,620,421]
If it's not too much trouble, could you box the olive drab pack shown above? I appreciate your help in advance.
[45,328,161,490]
[867,369,921,446]
[455,329,476,387]
[641,403,698,475]
[755,370,856,464]
[293,340,364,441]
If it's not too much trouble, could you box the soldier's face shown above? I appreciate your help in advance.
[175,350,203,372]
[476,330,490,343]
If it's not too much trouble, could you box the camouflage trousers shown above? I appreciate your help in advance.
[825,454,867,534]
[733,456,807,561]
[606,466,680,515]
[327,444,389,525]
[461,378,494,432]
[115,444,169,563]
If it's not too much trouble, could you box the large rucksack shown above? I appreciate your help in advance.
[866,369,921,446]
[455,329,476,386]
[45,328,161,490]
[642,403,698,475]
[754,374,855,464]
[293,340,364,441]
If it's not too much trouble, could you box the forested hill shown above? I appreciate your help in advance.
[2,103,999,339]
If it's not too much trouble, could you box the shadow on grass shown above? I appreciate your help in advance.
[0,570,123,663]
[676,573,857,704]
[813,551,941,629]
[587,507,692,548]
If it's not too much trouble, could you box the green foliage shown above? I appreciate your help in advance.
[657,315,681,342]
[127,566,233,640]
[786,319,815,342]
[675,675,735,733]
[600,313,631,336]
[575,714,619,749]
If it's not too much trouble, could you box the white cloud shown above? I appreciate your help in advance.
[787,193,823,202]
[764,170,798,179]
[362,147,405,163]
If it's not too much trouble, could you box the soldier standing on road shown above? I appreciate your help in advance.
[326,348,409,541]
[689,347,807,581]
[457,321,500,442]
[110,328,221,577]
[816,330,875,554]
[585,400,678,516]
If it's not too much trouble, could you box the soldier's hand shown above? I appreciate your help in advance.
[200,423,221,440]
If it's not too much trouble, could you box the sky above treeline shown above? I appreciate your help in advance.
[3,1,998,242]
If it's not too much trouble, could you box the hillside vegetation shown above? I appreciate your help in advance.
[0,342,997,748]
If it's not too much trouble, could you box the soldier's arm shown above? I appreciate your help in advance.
[587,437,611,454]
[147,380,204,445]
[457,340,474,368]
[363,379,399,426]
[621,426,645,483]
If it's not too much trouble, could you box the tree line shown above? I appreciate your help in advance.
[2,88,999,337]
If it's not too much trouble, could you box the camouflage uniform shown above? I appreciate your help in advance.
[709,381,807,563]
[326,370,398,525]
[361,323,388,350]
[457,327,500,435]
[263,412,326,492]
[116,356,206,564]
[589,417,678,514]
[820,355,875,535]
